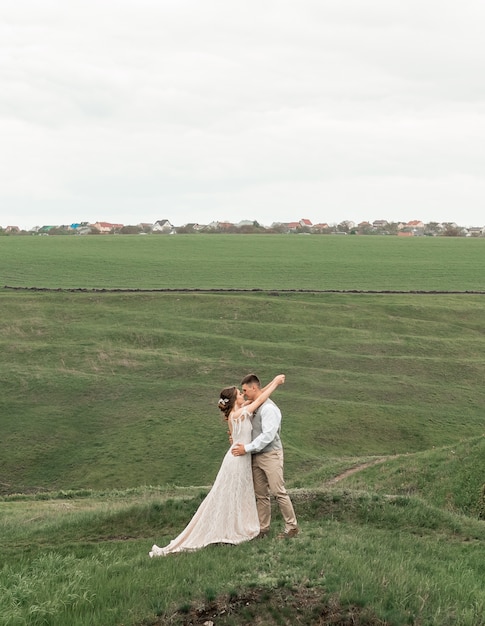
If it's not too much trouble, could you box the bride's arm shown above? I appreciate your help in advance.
[231,375,285,422]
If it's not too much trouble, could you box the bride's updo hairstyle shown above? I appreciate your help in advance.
[218,386,237,421]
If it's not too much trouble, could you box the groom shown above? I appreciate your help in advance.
[232,373,299,539]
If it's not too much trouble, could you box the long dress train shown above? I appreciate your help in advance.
[149,410,259,556]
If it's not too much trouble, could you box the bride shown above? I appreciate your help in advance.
[149,374,285,556]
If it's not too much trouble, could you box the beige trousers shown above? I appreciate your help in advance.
[251,449,298,533]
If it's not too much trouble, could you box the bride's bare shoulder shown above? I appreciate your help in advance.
[230,407,251,422]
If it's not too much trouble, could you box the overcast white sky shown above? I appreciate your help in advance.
[1,0,485,229]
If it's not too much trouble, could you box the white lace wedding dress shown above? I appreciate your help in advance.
[149,410,259,556]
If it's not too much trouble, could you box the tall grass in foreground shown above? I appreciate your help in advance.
[2,485,485,625]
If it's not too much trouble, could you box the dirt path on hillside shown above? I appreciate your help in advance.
[323,456,399,486]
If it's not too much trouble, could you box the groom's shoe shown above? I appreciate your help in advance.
[277,527,299,539]
[256,530,269,539]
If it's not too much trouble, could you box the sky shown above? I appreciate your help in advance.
[1,0,485,230]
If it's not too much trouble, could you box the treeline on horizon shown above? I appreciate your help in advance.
[1,220,483,237]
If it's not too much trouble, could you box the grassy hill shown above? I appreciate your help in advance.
[1,290,484,495]
[335,436,485,517]
[1,235,484,624]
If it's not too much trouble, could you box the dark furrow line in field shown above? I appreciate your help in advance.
[3,285,485,295]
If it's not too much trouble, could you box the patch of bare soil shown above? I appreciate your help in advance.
[146,586,390,625]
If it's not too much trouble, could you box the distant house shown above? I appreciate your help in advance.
[218,221,234,231]
[356,221,375,234]
[466,226,484,237]
[395,220,425,236]
[70,222,92,235]
[372,220,388,229]
[37,225,56,234]
[406,220,424,229]
[76,226,92,235]
[299,218,313,228]
[5,225,20,233]
[312,223,330,232]
[151,219,174,234]
[203,221,234,231]
[92,221,124,234]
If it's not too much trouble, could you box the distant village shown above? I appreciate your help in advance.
[1,218,484,237]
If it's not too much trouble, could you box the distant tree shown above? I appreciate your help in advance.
[297,225,311,234]
[443,225,464,237]
[120,225,142,235]
[269,223,288,234]
[424,222,441,237]
[48,227,74,235]
[356,223,374,235]
[176,225,197,234]
[308,225,321,234]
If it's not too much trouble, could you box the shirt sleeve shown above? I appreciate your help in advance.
[244,402,281,453]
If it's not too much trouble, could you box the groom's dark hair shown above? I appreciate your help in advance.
[241,373,261,387]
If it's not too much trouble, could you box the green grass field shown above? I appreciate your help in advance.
[1,235,484,625]
[1,290,484,495]
[1,233,485,290]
